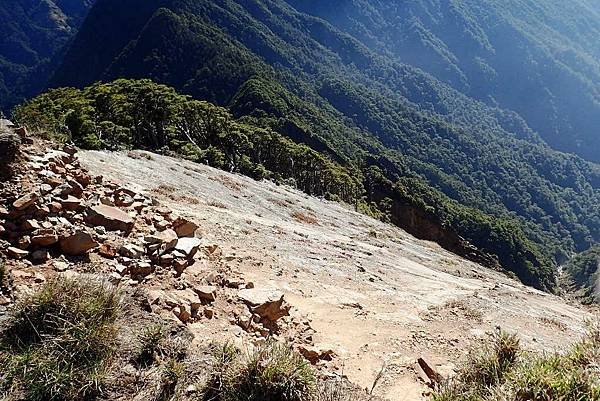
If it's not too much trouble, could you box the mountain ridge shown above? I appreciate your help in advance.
[0,0,95,110]
[288,0,600,162]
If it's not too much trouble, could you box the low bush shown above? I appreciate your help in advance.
[432,327,600,401]
[204,342,315,401]
[0,277,121,400]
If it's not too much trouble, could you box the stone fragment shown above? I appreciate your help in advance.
[159,253,174,266]
[32,249,49,262]
[7,246,28,259]
[238,289,291,322]
[129,262,154,277]
[39,184,53,195]
[17,236,31,249]
[100,196,114,206]
[115,264,128,276]
[147,289,164,306]
[15,126,28,138]
[59,231,97,256]
[145,229,178,252]
[73,171,91,187]
[0,295,10,306]
[0,132,20,164]
[297,345,335,364]
[204,308,214,319]
[49,202,63,213]
[194,285,217,303]
[173,259,188,274]
[99,242,117,258]
[417,358,442,385]
[86,205,134,232]
[175,237,201,259]
[179,289,202,310]
[53,259,70,272]
[173,217,199,238]
[173,305,191,323]
[66,179,84,197]
[22,219,41,231]
[155,220,170,231]
[31,231,58,247]
[119,244,144,259]
[12,192,38,211]
[33,205,50,219]
[62,144,77,155]
[61,195,82,211]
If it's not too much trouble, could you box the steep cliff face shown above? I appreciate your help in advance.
[0,0,94,110]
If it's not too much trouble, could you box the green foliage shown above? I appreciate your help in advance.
[565,245,600,302]
[291,0,600,163]
[204,342,315,401]
[433,328,600,401]
[14,79,363,204]
[0,277,121,400]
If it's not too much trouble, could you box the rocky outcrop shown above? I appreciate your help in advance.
[0,135,317,367]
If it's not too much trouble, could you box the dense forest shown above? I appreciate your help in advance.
[565,246,600,302]
[290,0,600,163]
[0,0,94,110]
[4,0,600,293]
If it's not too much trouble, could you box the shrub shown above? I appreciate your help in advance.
[432,327,600,401]
[204,342,315,401]
[0,277,121,400]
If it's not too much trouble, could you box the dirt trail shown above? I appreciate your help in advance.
[81,150,595,400]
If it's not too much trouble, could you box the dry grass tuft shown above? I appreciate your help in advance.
[291,211,318,225]
[203,342,315,401]
[0,277,121,401]
[432,327,600,401]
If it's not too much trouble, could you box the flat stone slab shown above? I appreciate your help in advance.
[86,204,134,232]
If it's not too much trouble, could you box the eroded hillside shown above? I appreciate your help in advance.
[0,128,596,400]
[78,149,595,400]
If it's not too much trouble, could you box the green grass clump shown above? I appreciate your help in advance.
[432,327,600,401]
[204,342,316,401]
[0,277,121,400]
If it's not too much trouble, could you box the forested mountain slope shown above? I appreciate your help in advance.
[9,0,597,291]
[289,0,600,162]
[0,0,94,110]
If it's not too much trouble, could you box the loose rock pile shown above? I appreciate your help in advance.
[0,132,326,363]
